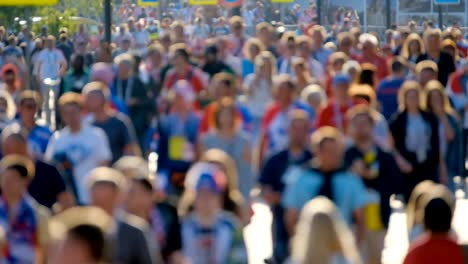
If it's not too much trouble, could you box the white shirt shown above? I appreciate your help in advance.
[36,48,66,80]
[45,125,111,204]
[242,74,272,118]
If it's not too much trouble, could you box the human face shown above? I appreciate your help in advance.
[349,114,373,143]
[333,83,350,103]
[249,45,260,59]
[4,72,15,85]
[332,59,345,72]
[316,139,343,170]
[232,22,243,36]
[172,52,187,67]
[307,94,323,111]
[312,31,324,47]
[289,119,309,146]
[85,92,105,113]
[362,41,376,57]
[277,82,294,107]
[216,81,235,99]
[194,189,222,216]
[60,104,81,128]
[2,137,27,156]
[419,69,437,87]
[121,40,131,51]
[339,38,352,54]
[428,90,444,114]
[51,237,96,264]
[45,39,54,49]
[90,183,119,212]
[442,46,455,58]
[405,90,420,111]
[1,168,28,200]
[426,35,441,53]
[19,99,38,123]
[125,181,153,215]
[409,40,420,55]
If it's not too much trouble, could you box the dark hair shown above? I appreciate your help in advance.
[213,72,235,89]
[391,56,408,73]
[424,197,452,233]
[68,224,106,261]
[174,48,189,62]
[7,164,29,179]
[133,178,153,193]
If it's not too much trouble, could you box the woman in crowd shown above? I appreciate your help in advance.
[242,50,276,130]
[200,98,253,202]
[424,80,462,188]
[288,196,362,264]
[156,80,200,194]
[389,80,440,201]
[401,33,425,64]
[179,162,248,264]
[62,54,90,94]
[241,37,265,78]
[292,57,319,93]
[0,90,15,132]
[324,51,349,97]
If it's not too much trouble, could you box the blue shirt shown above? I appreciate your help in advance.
[312,47,333,66]
[377,77,406,119]
[282,167,368,225]
[28,124,53,159]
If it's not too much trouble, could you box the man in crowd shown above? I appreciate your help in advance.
[377,56,408,119]
[45,92,111,205]
[9,91,53,159]
[282,126,367,241]
[416,28,456,86]
[88,167,156,263]
[415,60,438,88]
[309,25,332,66]
[2,125,73,210]
[83,81,140,163]
[259,109,313,263]
[344,105,403,264]
[357,33,389,80]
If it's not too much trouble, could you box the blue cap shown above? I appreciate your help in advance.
[185,163,227,193]
[332,74,352,86]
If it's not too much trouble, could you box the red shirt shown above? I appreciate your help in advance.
[316,100,359,132]
[403,234,464,264]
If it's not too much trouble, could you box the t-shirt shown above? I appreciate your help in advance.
[282,167,368,225]
[403,234,464,264]
[28,159,67,208]
[92,114,137,163]
[36,48,66,80]
[377,77,405,119]
[45,125,111,204]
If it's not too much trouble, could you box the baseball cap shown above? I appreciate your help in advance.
[332,73,352,86]
[185,163,227,193]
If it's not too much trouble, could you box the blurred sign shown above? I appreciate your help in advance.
[137,0,159,6]
[271,0,294,3]
[219,0,243,7]
[434,0,460,4]
[0,0,58,5]
[188,0,218,5]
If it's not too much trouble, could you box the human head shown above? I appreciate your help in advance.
[256,22,273,45]
[349,84,376,107]
[291,196,361,264]
[425,80,453,115]
[7,35,17,47]
[58,92,83,128]
[88,167,126,215]
[204,45,219,63]
[1,63,18,88]
[0,90,15,119]
[125,173,155,216]
[170,44,190,68]
[229,16,244,37]
[296,35,313,58]
[332,74,352,103]
[0,154,35,201]
[1,124,29,156]
[185,162,228,216]
[337,32,355,55]
[391,56,408,76]
[18,90,41,125]
[423,197,452,234]
[48,207,111,264]
[415,60,438,87]
[83,82,110,113]
[347,105,375,144]
[308,25,327,49]
[398,80,422,112]
[169,80,195,111]
[212,72,236,99]
[424,28,442,53]
[242,38,265,61]
[329,52,348,73]
[147,44,164,66]
[359,33,379,58]
[71,54,85,72]
[281,31,297,54]
[311,127,345,171]
[342,60,361,83]
[274,74,296,108]
[114,53,135,79]
[254,51,277,77]
[288,109,310,147]
[441,39,458,62]
[45,35,56,50]
[301,84,327,112]
[121,37,131,51]
[358,63,378,89]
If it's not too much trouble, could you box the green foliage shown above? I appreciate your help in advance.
[0,0,103,36]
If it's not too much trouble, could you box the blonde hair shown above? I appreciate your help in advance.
[406,180,436,232]
[441,38,459,61]
[254,51,277,75]
[310,126,344,154]
[242,37,265,61]
[424,80,457,117]
[0,90,16,119]
[401,33,426,59]
[301,84,327,109]
[397,80,424,112]
[291,196,362,264]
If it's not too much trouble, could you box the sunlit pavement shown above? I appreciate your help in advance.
[245,197,468,264]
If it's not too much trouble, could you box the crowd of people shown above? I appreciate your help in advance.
[0,4,467,264]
